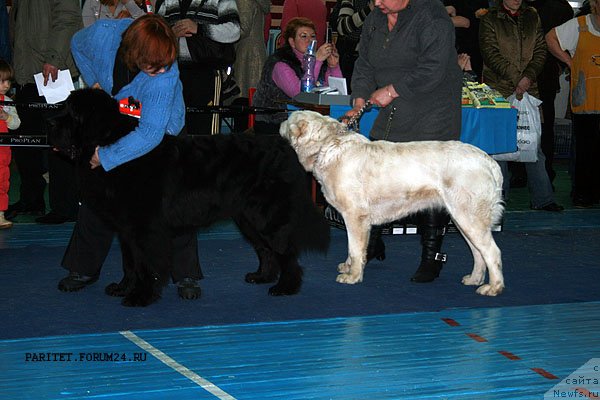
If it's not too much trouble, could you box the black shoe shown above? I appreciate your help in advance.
[58,272,99,292]
[366,235,386,263]
[530,202,564,212]
[35,212,76,224]
[5,201,45,220]
[411,258,445,283]
[573,196,594,209]
[177,278,201,300]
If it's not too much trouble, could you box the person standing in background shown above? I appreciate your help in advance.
[523,0,573,183]
[329,0,374,91]
[7,0,82,224]
[229,0,270,132]
[81,0,149,27]
[0,0,10,63]
[443,0,489,80]
[546,0,600,208]
[156,0,240,135]
[345,0,462,283]
[234,0,270,99]
[479,0,563,212]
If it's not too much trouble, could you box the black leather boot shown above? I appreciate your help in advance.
[366,225,386,263]
[410,210,450,283]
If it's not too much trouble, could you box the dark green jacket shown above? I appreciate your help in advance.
[479,5,546,98]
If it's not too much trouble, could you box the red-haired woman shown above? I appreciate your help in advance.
[58,14,202,300]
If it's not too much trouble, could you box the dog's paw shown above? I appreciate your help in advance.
[462,274,484,286]
[475,284,504,296]
[105,282,128,297]
[337,262,350,274]
[336,273,362,284]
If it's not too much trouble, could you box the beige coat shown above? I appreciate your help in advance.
[233,0,271,98]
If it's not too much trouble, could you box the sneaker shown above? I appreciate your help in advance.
[58,272,99,292]
[0,212,13,229]
[176,278,201,300]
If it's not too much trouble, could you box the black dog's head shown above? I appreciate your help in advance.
[48,88,138,161]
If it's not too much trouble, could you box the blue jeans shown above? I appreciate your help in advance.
[499,148,555,208]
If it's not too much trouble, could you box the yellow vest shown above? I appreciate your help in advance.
[571,16,600,114]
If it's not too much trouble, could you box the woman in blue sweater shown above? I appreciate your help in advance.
[58,15,202,299]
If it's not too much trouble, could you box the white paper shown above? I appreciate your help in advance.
[33,70,76,104]
[328,77,348,96]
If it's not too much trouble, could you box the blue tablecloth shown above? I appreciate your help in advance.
[328,105,517,155]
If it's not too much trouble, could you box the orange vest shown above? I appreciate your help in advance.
[570,16,600,114]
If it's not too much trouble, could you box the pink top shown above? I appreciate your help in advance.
[272,48,343,97]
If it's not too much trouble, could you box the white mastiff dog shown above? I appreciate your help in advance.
[280,110,505,296]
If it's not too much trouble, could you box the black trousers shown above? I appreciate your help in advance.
[180,66,216,135]
[12,84,48,210]
[61,203,203,283]
[572,113,600,202]
[13,83,79,217]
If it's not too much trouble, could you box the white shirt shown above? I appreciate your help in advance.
[555,15,600,56]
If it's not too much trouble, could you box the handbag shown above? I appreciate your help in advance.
[493,92,542,163]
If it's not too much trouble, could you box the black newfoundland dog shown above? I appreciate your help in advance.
[48,88,330,306]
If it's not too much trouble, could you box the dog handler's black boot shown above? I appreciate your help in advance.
[177,278,201,300]
[411,210,449,283]
[366,226,386,263]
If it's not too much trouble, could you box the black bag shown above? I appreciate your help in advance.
[185,34,236,69]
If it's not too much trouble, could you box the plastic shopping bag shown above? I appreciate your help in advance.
[493,92,542,163]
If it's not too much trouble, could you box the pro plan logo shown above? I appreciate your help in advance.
[545,358,600,398]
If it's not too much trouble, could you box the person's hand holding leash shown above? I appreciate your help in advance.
[369,84,397,107]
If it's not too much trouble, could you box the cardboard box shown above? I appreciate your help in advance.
[294,92,352,106]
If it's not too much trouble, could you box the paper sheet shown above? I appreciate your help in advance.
[34,70,76,104]
[328,77,348,96]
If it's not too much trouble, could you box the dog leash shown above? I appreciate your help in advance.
[339,100,373,132]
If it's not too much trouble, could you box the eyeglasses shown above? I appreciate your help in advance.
[297,33,317,40]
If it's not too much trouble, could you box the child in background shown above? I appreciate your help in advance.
[0,60,21,229]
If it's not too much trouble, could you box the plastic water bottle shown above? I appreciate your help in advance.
[300,40,317,93]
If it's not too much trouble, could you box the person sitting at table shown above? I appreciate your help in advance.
[252,17,343,135]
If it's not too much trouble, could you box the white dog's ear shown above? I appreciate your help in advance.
[289,120,309,139]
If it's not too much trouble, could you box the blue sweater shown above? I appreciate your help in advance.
[71,18,185,171]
